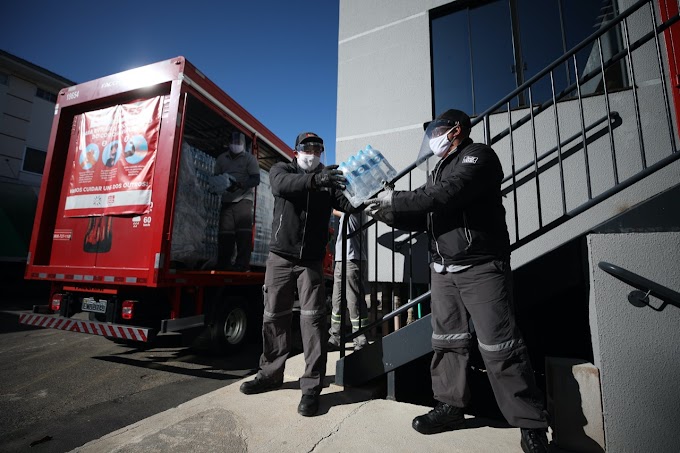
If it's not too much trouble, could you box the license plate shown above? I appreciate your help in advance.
[82,297,107,314]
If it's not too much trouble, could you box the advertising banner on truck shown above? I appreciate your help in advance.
[64,96,162,217]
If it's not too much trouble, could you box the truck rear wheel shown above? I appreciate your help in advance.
[210,298,249,354]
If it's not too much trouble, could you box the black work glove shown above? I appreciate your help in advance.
[313,164,346,190]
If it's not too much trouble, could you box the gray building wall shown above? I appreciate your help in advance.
[337,2,680,448]
[587,232,680,452]
[337,0,680,279]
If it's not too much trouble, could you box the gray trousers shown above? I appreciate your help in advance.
[218,199,253,269]
[258,252,327,395]
[330,260,368,343]
[430,259,548,429]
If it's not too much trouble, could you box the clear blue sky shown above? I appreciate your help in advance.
[1,0,339,164]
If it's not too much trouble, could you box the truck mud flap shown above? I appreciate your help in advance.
[18,313,151,342]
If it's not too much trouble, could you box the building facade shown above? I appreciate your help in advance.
[336,1,680,451]
[0,50,74,262]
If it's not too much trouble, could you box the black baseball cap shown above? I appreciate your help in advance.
[423,109,472,131]
[295,132,323,148]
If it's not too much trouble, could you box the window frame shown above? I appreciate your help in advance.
[429,0,628,118]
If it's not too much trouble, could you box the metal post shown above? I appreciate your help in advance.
[574,54,593,200]
[597,36,620,185]
[549,70,568,215]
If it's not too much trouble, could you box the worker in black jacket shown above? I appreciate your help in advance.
[239,132,356,417]
[366,110,549,453]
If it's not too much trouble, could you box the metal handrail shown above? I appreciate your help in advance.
[598,261,680,309]
[500,113,619,185]
[470,0,673,131]
[338,0,680,353]
[342,291,432,346]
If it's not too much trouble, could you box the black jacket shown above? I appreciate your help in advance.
[269,160,356,261]
[391,138,510,266]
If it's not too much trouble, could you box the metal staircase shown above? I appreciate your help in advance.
[335,0,680,395]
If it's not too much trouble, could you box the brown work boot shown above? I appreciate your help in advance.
[412,401,466,434]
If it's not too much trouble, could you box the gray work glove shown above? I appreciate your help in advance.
[314,164,347,190]
[208,173,232,193]
[365,186,393,209]
[365,205,394,226]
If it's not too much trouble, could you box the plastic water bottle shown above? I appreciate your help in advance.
[347,156,370,202]
[353,153,372,198]
[364,145,397,182]
[357,149,386,196]
[338,161,358,202]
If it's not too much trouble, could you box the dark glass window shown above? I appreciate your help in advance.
[516,0,568,101]
[563,0,627,94]
[431,10,473,114]
[23,147,46,174]
[469,1,517,113]
[0,72,8,86]
[431,0,628,116]
[36,87,57,103]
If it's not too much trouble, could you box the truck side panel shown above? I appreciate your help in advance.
[48,98,165,273]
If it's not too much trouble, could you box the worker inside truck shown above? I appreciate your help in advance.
[213,131,260,271]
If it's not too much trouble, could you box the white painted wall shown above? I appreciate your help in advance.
[587,232,680,452]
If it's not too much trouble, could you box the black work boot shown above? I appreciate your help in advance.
[412,402,466,434]
[239,376,283,395]
[297,394,320,417]
[520,428,549,453]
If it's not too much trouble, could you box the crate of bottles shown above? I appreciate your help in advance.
[338,145,397,208]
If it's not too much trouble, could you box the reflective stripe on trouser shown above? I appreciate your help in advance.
[429,259,548,428]
[330,314,369,331]
[259,252,327,395]
[329,259,368,336]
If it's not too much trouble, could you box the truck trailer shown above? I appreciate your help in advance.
[19,56,333,352]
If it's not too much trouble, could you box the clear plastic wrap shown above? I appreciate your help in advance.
[251,168,273,267]
[170,141,219,268]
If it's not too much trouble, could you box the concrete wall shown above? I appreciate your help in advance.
[337,0,680,281]
[587,232,680,452]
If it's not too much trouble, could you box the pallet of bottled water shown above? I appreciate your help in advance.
[338,145,397,207]
[170,141,219,268]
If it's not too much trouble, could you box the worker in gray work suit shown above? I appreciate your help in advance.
[214,131,260,271]
[328,210,369,351]
[239,132,357,417]
[366,109,550,453]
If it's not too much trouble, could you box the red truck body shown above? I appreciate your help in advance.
[20,56,333,349]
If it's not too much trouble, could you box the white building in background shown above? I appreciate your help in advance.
[336,1,680,452]
[0,49,74,262]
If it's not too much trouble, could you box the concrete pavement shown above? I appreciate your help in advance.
[71,349,543,453]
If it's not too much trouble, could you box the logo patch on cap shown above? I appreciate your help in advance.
[463,156,478,164]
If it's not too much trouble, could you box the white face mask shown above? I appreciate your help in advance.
[297,153,320,172]
[229,144,244,154]
[429,127,454,158]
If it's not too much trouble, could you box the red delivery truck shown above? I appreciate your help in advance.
[19,56,333,352]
